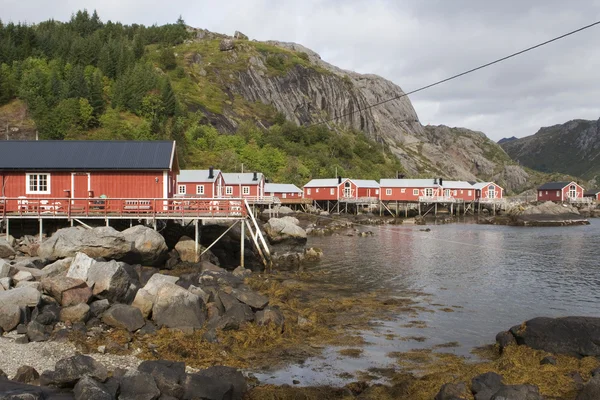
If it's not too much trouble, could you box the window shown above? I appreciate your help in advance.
[454,190,458,196]
[330,188,335,195]
[196,185,204,195]
[468,190,472,196]
[401,188,406,193]
[460,190,463,194]
[375,189,379,195]
[545,191,548,195]
[413,189,419,196]
[316,188,319,193]
[307,189,311,195]
[178,185,186,195]
[425,188,433,197]
[282,193,287,199]
[242,186,250,195]
[386,188,392,196]
[539,191,543,197]
[226,186,233,195]
[556,191,560,197]
[26,173,50,194]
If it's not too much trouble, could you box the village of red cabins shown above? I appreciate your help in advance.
[0,141,595,215]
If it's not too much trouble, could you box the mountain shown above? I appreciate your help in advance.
[0,12,549,193]
[500,119,600,182]
[498,136,517,145]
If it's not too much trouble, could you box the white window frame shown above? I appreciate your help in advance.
[556,191,560,197]
[375,189,379,195]
[242,186,250,195]
[316,188,319,193]
[330,188,335,195]
[282,193,287,199]
[196,185,204,195]
[178,185,186,195]
[226,186,233,195]
[401,188,406,194]
[26,173,51,194]
[386,188,392,196]
[425,188,433,197]
[453,190,458,196]
[413,189,419,196]
[307,189,311,195]
[468,190,472,196]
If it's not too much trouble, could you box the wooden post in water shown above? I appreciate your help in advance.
[405,203,408,218]
[240,220,245,268]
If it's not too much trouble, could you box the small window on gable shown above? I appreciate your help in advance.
[386,188,392,196]
[196,185,204,195]
[178,185,186,195]
[413,189,419,196]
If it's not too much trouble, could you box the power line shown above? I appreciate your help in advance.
[308,20,600,128]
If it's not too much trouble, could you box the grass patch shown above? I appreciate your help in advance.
[338,348,363,358]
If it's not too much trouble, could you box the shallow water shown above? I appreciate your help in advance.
[255,219,600,386]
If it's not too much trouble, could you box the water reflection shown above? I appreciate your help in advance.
[256,220,600,386]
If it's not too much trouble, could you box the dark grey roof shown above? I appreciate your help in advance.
[0,141,176,170]
[537,182,573,190]
[584,189,600,196]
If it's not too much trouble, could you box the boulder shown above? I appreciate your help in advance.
[234,31,248,40]
[0,238,16,258]
[41,257,73,278]
[174,236,205,263]
[0,303,21,332]
[219,38,235,51]
[32,304,60,326]
[231,288,268,309]
[16,281,42,291]
[472,372,503,400]
[59,303,90,323]
[186,366,246,400]
[0,277,10,290]
[138,360,186,399]
[118,369,160,400]
[435,382,469,400]
[42,276,89,305]
[508,317,600,358]
[38,226,131,261]
[40,354,108,387]
[264,217,307,246]
[131,289,155,319]
[0,259,11,278]
[121,225,168,266]
[0,287,41,308]
[89,299,110,317]
[66,252,96,281]
[101,304,145,332]
[13,366,39,384]
[13,270,33,283]
[74,375,112,400]
[188,285,211,304]
[577,375,600,400]
[232,266,252,278]
[152,283,206,330]
[86,260,132,303]
[132,274,180,318]
[27,320,51,342]
[141,273,180,296]
[255,306,285,329]
[210,303,254,331]
[490,384,542,400]
[496,330,516,351]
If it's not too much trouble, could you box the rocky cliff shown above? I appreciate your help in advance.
[500,118,600,183]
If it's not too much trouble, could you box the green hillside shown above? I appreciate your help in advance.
[0,10,404,185]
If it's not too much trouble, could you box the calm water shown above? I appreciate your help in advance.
[256,219,600,386]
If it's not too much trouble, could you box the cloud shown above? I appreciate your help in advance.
[3,0,600,140]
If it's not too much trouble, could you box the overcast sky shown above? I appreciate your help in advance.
[3,0,600,140]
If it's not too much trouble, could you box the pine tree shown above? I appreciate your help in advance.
[88,71,105,124]
[132,34,145,60]
[161,78,176,116]
[158,46,176,70]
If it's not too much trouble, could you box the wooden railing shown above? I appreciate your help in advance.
[0,197,247,219]
[418,196,457,203]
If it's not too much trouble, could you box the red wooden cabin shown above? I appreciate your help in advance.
[0,141,179,212]
[441,181,476,201]
[379,179,443,201]
[537,181,584,202]
[177,168,225,198]
[473,182,504,200]
[264,183,303,199]
[303,178,380,201]
[584,189,600,201]
[222,172,265,198]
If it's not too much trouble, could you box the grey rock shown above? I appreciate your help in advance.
[32,304,60,326]
[89,299,110,318]
[132,273,179,318]
[577,375,600,400]
[540,356,556,365]
[137,322,157,336]
[66,252,95,281]
[232,288,268,309]
[0,259,11,278]
[0,277,11,290]
[183,373,233,400]
[101,304,145,332]
[234,31,248,40]
[496,330,516,351]
[26,321,51,342]
[264,217,307,245]
[435,382,468,400]
[188,285,210,304]
[41,276,89,306]
[122,225,168,266]
[152,283,206,330]
[187,366,247,400]
[472,372,503,400]
[219,38,235,51]
[40,257,73,278]
[73,375,112,400]
[255,306,285,329]
[0,303,21,332]
[86,260,132,303]
[138,360,185,399]
[0,238,16,258]
[38,226,131,261]
[59,303,90,323]
[12,271,33,283]
[118,369,160,400]
[232,266,252,278]
[0,287,41,308]
[15,281,41,291]
[217,291,240,312]
[12,366,39,384]
[509,317,600,358]
[40,354,108,387]
[203,328,218,343]
[490,384,542,400]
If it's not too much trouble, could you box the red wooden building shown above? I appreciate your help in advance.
[472,182,504,200]
[0,141,179,212]
[441,181,476,201]
[303,178,379,201]
[222,172,265,198]
[264,183,303,199]
[379,179,443,202]
[537,181,585,202]
[177,168,224,198]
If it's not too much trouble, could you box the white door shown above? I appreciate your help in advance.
[425,188,433,197]
[569,185,577,199]
[488,186,495,199]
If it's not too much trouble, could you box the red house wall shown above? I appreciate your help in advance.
[177,175,225,198]
[338,180,357,199]
[356,187,379,198]
[562,184,584,200]
[443,188,475,201]
[476,183,504,200]
[303,186,338,201]
[268,192,302,199]
[380,186,441,201]
[224,182,264,198]
[537,189,562,202]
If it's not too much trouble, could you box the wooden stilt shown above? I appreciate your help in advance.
[39,218,43,242]
[5,218,9,240]
[240,219,245,268]
[194,219,199,262]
